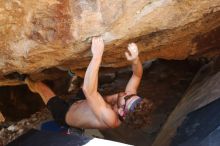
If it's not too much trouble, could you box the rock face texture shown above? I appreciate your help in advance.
[0,0,220,85]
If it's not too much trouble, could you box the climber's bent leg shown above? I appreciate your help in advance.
[25,78,55,104]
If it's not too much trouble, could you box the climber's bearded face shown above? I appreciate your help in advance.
[117,92,127,117]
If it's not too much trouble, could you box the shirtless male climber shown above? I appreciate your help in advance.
[25,36,146,130]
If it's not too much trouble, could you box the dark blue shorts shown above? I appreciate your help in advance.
[46,89,86,126]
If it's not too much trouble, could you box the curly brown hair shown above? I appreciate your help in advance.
[124,98,155,128]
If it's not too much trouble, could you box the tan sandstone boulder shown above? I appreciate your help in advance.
[0,0,220,85]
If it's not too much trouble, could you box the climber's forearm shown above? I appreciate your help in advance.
[82,56,102,96]
[131,57,143,78]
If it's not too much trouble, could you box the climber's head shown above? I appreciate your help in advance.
[117,94,142,120]
[117,93,155,128]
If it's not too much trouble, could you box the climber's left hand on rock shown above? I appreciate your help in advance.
[125,43,139,62]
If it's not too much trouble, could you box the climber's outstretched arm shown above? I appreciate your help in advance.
[82,37,120,128]
[125,43,143,94]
